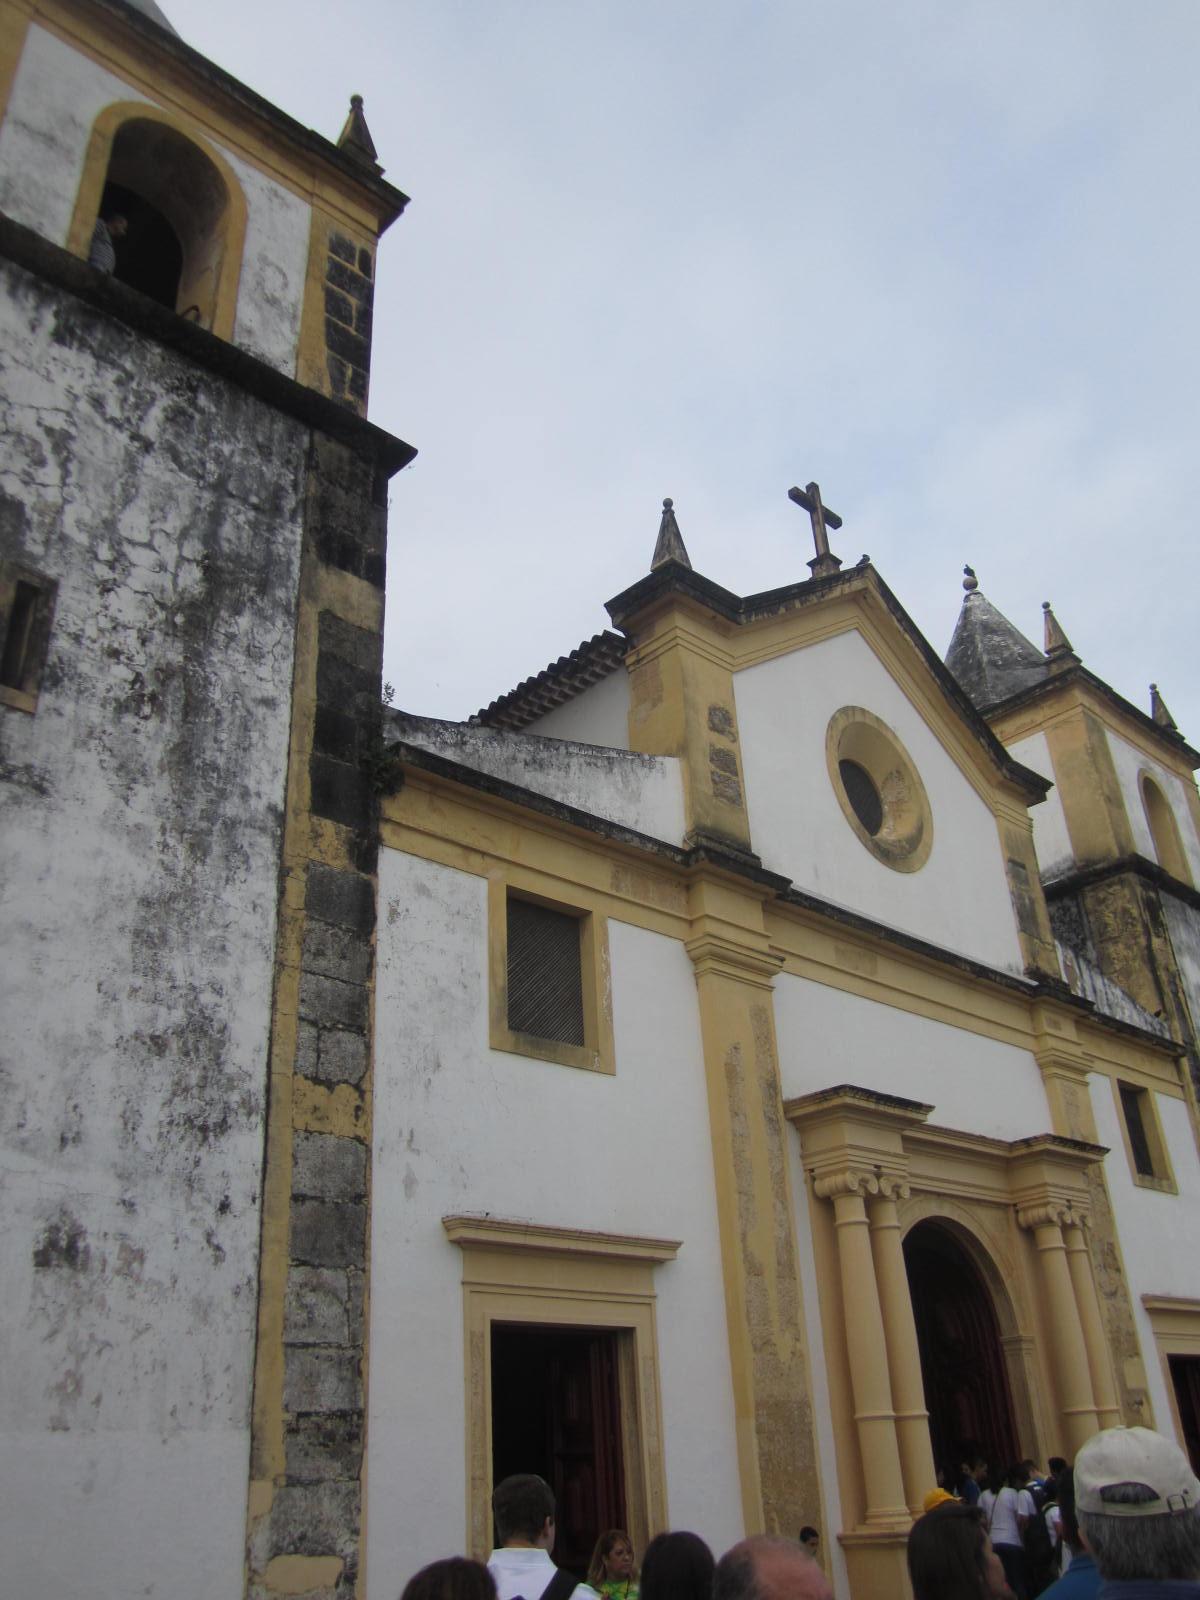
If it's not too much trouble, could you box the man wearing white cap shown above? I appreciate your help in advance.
[1075,1426,1200,1599]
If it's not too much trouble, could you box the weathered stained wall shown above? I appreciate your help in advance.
[388,711,686,842]
[0,257,307,1599]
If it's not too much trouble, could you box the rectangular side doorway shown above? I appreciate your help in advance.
[1169,1355,1200,1474]
[492,1323,627,1576]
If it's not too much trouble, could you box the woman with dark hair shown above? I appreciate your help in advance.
[401,1558,498,1600]
[908,1503,1015,1600]
[639,1532,715,1600]
[589,1531,639,1600]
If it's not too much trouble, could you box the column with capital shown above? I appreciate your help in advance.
[1017,1203,1102,1453]
[868,1178,934,1515]
[1062,1211,1122,1429]
[815,1169,910,1525]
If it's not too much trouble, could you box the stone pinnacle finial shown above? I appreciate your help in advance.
[1150,683,1178,732]
[338,94,381,169]
[963,565,978,592]
[1042,600,1076,663]
[651,497,692,571]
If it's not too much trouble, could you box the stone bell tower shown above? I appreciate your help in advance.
[0,2,414,1596]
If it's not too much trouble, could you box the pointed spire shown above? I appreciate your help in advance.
[1150,683,1178,732]
[945,565,1048,712]
[1041,600,1077,667]
[338,95,380,170]
[651,497,692,571]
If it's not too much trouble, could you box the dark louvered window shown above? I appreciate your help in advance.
[507,896,585,1046]
[1119,1083,1156,1178]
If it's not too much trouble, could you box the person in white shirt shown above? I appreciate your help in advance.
[980,1464,1036,1600]
[487,1474,599,1600]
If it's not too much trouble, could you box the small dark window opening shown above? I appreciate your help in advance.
[1,564,56,709]
[840,759,883,837]
[1,581,40,688]
[100,180,183,312]
[507,896,585,1046]
[1119,1083,1156,1178]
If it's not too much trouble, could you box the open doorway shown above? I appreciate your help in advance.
[1169,1356,1200,1474]
[904,1220,1020,1480]
[491,1324,627,1577]
[97,179,182,310]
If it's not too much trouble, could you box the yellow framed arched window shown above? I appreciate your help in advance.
[67,102,247,340]
[1139,769,1192,885]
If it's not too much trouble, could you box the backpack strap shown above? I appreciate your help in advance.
[541,1568,580,1600]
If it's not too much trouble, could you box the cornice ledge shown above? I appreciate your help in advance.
[1142,1294,1200,1316]
[442,1215,682,1264]
[784,1084,934,1127]
[1009,1132,1109,1164]
[684,932,784,984]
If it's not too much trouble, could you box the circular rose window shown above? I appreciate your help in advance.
[825,707,933,872]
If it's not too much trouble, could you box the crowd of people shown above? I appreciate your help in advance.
[399,1426,1199,1600]
[401,1472,830,1600]
[909,1427,1200,1600]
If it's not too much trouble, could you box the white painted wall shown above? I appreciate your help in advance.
[388,713,686,843]
[774,973,1051,1141]
[1105,727,1200,884]
[0,262,308,1598]
[1089,1078,1200,1437]
[1008,731,1074,880]
[521,667,633,750]
[369,853,744,1588]
[736,631,1028,974]
[0,23,310,375]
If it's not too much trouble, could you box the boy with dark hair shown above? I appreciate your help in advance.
[487,1474,598,1600]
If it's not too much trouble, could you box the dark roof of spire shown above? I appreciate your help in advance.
[945,587,1049,712]
[651,498,691,570]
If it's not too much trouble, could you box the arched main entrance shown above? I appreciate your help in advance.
[904,1219,1020,1479]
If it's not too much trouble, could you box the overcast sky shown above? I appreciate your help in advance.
[171,0,1199,745]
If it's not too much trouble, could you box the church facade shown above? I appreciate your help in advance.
[3,5,1200,1600]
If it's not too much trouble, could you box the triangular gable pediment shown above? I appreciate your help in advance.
[607,561,1050,812]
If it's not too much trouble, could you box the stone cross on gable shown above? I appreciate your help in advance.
[788,481,843,579]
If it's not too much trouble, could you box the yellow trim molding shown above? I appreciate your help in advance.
[444,1215,673,1563]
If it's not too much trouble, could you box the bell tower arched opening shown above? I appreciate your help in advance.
[904,1218,1020,1481]
[69,104,248,340]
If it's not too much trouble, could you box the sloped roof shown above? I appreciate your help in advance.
[123,0,177,34]
[473,630,627,730]
[945,589,1049,712]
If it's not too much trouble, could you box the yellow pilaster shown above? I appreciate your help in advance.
[1063,1216,1122,1428]
[1043,706,1135,867]
[868,1181,935,1516]
[685,875,822,1537]
[1017,1204,1101,1453]
[0,0,32,128]
[815,1171,909,1526]
[625,601,752,851]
